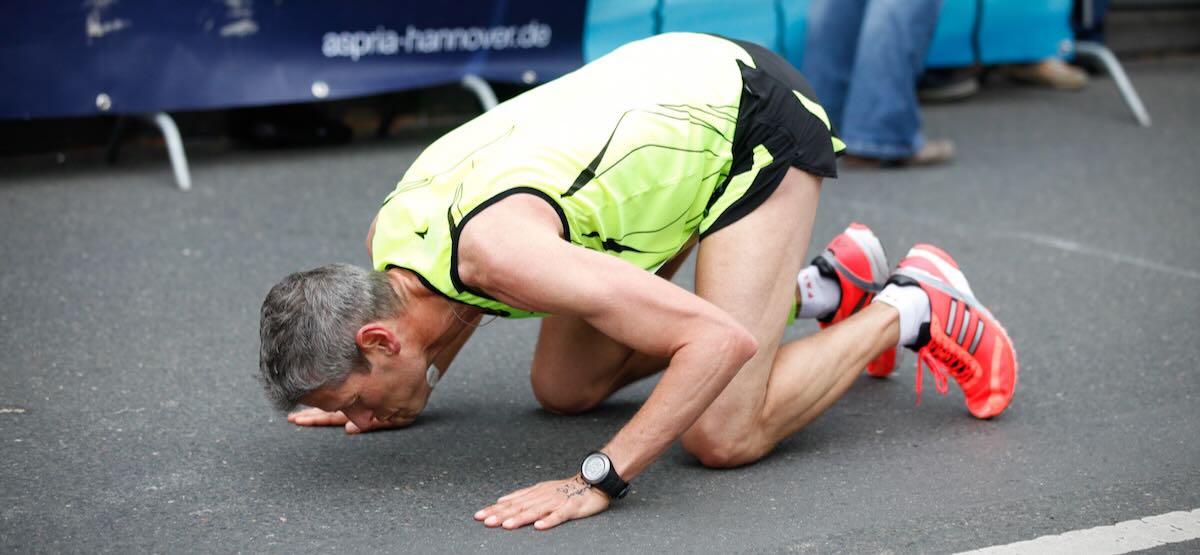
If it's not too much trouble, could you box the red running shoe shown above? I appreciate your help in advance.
[888,244,1018,419]
[810,222,896,377]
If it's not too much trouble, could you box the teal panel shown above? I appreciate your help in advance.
[660,0,781,52]
[779,0,811,69]
[926,0,977,68]
[979,0,1073,64]
[584,0,659,62]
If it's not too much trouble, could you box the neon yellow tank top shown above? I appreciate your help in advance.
[372,33,755,317]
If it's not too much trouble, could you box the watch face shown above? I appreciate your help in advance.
[581,453,610,482]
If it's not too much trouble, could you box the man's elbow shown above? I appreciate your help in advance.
[365,215,379,257]
[722,323,759,368]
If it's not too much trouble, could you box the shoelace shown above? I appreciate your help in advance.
[914,318,980,405]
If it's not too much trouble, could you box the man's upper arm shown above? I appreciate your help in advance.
[457,195,744,358]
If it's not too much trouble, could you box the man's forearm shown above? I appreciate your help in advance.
[599,334,756,481]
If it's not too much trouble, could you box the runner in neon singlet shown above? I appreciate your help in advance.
[259,33,1018,531]
[371,33,845,317]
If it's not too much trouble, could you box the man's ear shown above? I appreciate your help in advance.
[355,323,399,356]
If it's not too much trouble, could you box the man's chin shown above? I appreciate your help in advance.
[382,411,418,427]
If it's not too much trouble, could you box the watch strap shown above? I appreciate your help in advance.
[584,451,630,500]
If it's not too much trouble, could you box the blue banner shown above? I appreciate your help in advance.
[0,1,585,120]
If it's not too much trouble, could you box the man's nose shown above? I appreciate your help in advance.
[343,406,374,430]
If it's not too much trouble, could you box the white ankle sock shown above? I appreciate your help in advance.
[873,283,931,348]
[795,265,841,320]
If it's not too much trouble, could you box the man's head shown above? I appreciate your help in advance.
[258,264,430,427]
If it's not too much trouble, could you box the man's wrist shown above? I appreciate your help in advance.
[580,451,631,500]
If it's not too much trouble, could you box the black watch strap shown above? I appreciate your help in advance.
[581,451,631,500]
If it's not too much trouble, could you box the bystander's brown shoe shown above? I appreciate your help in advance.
[842,139,955,168]
[1002,59,1088,90]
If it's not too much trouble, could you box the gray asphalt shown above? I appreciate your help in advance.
[2,56,1198,554]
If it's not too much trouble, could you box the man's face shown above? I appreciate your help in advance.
[300,357,428,430]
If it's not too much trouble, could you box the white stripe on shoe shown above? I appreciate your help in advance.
[907,247,975,297]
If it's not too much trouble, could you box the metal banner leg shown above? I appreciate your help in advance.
[1075,41,1152,127]
[140,112,193,191]
[460,74,499,112]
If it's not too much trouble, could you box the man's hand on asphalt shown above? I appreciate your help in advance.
[286,407,413,434]
[474,474,609,531]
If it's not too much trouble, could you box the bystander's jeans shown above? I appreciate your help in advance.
[802,0,943,160]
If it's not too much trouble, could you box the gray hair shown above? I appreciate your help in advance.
[258,263,404,411]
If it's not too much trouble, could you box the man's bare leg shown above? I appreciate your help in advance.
[759,304,898,443]
[530,168,901,467]
[680,167,899,467]
[529,241,694,414]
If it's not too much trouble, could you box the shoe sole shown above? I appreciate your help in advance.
[844,225,889,286]
[819,225,889,293]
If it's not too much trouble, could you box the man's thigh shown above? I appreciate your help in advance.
[529,240,696,413]
[685,167,821,444]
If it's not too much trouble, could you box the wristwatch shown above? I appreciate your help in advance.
[580,451,631,500]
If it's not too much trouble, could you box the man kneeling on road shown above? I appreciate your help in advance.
[258,33,1018,531]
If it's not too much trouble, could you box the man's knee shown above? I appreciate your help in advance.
[680,418,765,469]
[530,374,607,415]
